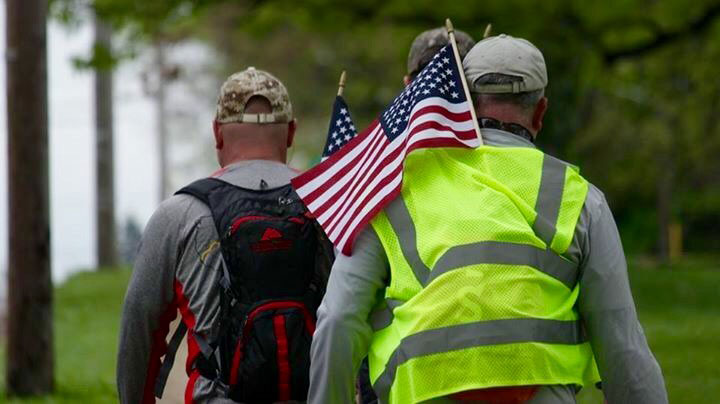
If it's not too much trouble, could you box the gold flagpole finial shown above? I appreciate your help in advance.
[445,18,454,34]
[483,23,492,38]
[337,70,347,97]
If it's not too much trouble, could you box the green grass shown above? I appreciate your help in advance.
[1,257,719,403]
[0,268,131,403]
[577,256,720,403]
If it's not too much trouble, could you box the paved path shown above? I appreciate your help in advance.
[158,314,189,404]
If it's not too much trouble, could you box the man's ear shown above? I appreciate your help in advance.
[532,97,548,134]
[213,120,223,150]
[403,75,411,87]
[287,119,297,148]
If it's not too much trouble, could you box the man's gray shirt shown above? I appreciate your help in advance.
[308,129,668,404]
[117,160,297,404]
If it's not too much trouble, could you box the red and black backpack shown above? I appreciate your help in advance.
[155,177,333,403]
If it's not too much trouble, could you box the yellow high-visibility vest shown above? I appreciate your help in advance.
[368,145,600,403]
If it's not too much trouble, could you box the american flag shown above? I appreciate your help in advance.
[292,44,480,255]
[322,96,357,160]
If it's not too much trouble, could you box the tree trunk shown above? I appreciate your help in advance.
[155,42,169,203]
[5,0,54,396]
[94,16,117,269]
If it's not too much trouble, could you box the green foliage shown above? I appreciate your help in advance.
[49,0,720,254]
[72,42,124,71]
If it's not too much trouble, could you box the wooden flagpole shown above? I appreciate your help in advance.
[483,23,493,38]
[337,70,347,97]
[446,18,483,146]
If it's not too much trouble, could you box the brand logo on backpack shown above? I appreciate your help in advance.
[251,227,293,252]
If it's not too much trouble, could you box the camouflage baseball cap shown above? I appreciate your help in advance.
[407,27,476,76]
[215,67,293,124]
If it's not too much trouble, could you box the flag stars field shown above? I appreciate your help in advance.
[292,44,481,255]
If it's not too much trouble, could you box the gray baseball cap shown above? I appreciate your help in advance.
[463,34,547,94]
[407,27,475,76]
[215,67,293,124]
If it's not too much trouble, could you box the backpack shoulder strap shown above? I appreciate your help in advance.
[175,177,229,207]
[155,178,230,398]
[154,321,187,398]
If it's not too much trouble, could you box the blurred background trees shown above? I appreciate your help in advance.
[53,0,720,260]
[2,0,718,400]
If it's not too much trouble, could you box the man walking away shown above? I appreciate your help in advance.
[118,67,332,403]
[308,35,667,404]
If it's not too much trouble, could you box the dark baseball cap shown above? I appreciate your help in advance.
[407,27,476,76]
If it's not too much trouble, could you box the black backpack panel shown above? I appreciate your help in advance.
[175,177,333,403]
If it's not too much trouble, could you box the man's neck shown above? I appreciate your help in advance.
[477,117,535,143]
[220,153,286,167]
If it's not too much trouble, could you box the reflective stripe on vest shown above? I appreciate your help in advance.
[532,155,566,246]
[385,180,578,291]
[372,318,586,402]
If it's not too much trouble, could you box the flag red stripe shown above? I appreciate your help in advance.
[408,137,470,153]
[326,119,474,238]
[323,109,472,232]
[301,126,385,209]
[322,134,397,235]
[406,120,477,144]
[340,186,402,255]
[292,120,379,189]
[331,126,472,248]
[316,141,390,234]
[409,104,472,124]
[324,137,401,237]
[331,159,404,244]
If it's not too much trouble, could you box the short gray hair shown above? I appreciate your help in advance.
[472,73,545,110]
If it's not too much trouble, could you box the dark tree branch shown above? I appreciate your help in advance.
[603,3,720,63]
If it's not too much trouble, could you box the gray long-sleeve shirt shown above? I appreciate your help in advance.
[308,129,668,404]
[117,160,298,404]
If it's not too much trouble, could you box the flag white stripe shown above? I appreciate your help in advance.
[336,173,403,250]
[404,111,476,132]
[312,122,389,214]
[307,125,385,212]
[320,132,402,228]
[316,129,391,225]
[408,96,472,114]
[327,143,406,240]
[296,122,381,197]
[299,122,381,198]
[319,102,474,227]
[326,115,474,240]
[321,110,475,235]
